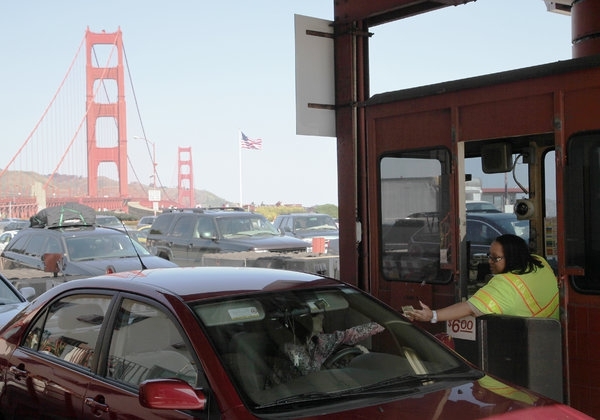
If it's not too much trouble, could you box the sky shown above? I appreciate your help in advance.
[0,1,572,207]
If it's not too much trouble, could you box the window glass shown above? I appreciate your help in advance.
[196,216,216,238]
[149,214,172,235]
[567,134,600,292]
[543,150,558,270]
[25,235,47,257]
[22,294,110,369]
[171,215,196,239]
[106,298,197,387]
[44,237,62,254]
[5,234,28,253]
[380,149,452,283]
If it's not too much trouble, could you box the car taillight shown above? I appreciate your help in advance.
[106,265,116,274]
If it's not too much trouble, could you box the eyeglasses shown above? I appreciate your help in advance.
[487,253,504,263]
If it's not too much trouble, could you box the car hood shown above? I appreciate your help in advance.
[293,229,339,241]
[65,256,177,276]
[221,235,309,252]
[247,376,591,419]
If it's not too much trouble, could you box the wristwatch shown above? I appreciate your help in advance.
[430,310,438,324]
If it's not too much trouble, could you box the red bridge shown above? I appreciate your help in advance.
[0,28,194,220]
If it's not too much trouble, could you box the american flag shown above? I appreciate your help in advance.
[240,132,263,150]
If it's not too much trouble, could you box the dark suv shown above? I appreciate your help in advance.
[146,208,309,266]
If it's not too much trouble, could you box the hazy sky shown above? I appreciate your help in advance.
[0,1,572,206]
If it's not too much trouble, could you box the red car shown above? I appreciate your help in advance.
[0,267,591,419]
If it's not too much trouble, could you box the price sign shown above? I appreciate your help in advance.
[446,315,476,341]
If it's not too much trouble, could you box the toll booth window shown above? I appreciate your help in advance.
[566,134,600,292]
[380,150,452,283]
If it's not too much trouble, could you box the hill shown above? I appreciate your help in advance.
[0,170,231,208]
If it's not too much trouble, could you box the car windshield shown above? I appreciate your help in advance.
[216,215,279,237]
[193,286,472,409]
[95,216,122,227]
[294,215,338,232]
[65,234,151,261]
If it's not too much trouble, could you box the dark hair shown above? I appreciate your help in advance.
[494,234,543,274]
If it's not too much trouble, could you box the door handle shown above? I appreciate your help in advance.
[85,396,110,414]
[9,364,28,380]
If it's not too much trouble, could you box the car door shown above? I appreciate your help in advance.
[189,215,221,260]
[82,296,206,419]
[3,293,111,419]
[164,214,199,266]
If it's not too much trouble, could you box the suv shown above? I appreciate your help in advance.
[273,213,339,241]
[146,208,309,266]
[273,213,339,252]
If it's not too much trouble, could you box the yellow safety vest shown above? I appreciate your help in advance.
[468,256,559,319]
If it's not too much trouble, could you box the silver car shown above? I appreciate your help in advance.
[1,225,177,276]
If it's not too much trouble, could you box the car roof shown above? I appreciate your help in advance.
[21,225,130,237]
[158,208,260,218]
[48,266,336,302]
[280,213,332,217]
[467,212,519,221]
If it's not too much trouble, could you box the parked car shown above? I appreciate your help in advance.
[273,213,339,250]
[136,215,156,229]
[146,208,309,266]
[466,200,502,213]
[0,218,25,232]
[2,220,29,232]
[1,225,177,276]
[0,272,35,328]
[0,266,590,419]
[382,211,530,283]
[129,225,151,247]
[465,212,530,252]
[95,214,124,229]
[0,230,18,252]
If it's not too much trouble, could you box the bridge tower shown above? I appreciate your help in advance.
[177,147,194,207]
[85,28,128,198]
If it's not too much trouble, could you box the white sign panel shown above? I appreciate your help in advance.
[148,189,161,202]
[294,14,336,137]
[446,316,476,341]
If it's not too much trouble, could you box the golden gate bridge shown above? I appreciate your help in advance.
[0,28,194,219]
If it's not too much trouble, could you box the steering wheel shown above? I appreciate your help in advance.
[323,345,366,369]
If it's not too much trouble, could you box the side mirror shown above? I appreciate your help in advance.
[19,286,36,301]
[139,379,206,410]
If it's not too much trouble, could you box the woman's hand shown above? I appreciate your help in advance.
[405,300,435,322]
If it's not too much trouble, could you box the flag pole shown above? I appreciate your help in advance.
[238,130,243,207]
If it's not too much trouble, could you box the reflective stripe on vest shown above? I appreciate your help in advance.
[499,272,558,317]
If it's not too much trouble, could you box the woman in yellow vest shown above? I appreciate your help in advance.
[407,234,559,323]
